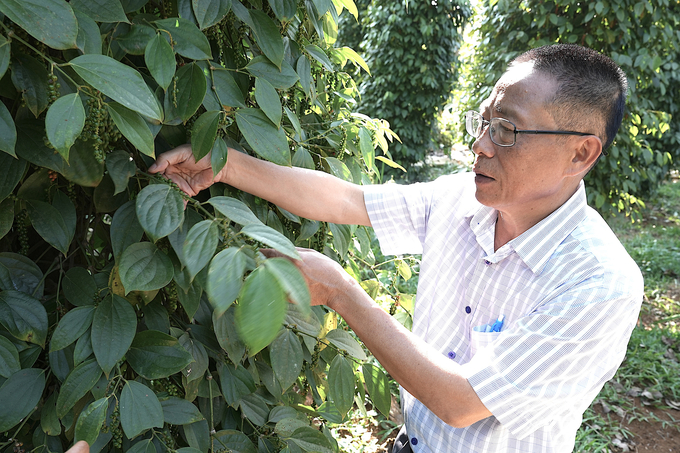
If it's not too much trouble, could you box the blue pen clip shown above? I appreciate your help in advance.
[490,315,505,333]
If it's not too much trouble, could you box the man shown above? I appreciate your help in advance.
[150,44,643,452]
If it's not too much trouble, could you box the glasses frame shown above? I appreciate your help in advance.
[465,110,592,147]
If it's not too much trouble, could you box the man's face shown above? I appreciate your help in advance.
[471,62,578,218]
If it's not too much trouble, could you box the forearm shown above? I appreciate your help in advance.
[330,280,492,428]
[221,149,371,226]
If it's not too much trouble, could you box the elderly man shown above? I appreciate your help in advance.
[150,44,643,452]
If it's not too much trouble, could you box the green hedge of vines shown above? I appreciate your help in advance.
[0,1,406,452]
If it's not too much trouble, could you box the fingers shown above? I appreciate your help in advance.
[66,441,90,453]
[148,144,193,173]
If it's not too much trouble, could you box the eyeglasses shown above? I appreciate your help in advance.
[465,111,592,147]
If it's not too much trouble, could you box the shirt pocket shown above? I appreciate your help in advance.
[470,330,501,357]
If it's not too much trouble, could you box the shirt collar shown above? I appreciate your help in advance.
[467,182,588,274]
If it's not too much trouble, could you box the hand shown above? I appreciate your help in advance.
[260,248,360,311]
[148,144,227,197]
[65,441,89,453]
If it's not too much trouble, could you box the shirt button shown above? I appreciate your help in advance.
[465,306,471,314]
[484,260,491,265]
[448,351,456,359]
[411,437,418,446]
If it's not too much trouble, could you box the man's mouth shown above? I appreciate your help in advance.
[474,170,495,182]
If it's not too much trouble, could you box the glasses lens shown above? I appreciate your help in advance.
[465,111,481,138]
[489,118,516,146]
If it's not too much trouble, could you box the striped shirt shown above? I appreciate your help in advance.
[363,172,643,453]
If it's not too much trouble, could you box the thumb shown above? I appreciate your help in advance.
[149,144,194,173]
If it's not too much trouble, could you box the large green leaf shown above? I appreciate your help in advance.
[178,334,208,382]
[60,139,105,187]
[328,355,354,416]
[119,242,174,293]
[0,0,77,50]
[210,136,229,177]
[324,329,366,361]
[212,307,245,364]
[213,430,257,453]
[115,24,156,54]
[0,35,10,80]
[246,56,299,89]
[0,253,44,297]
[155,18,212,60]
[241,223,298,259]
[296,55,312,97]
[106,150,136,195]
[45,93,86,161]
[26,195,76,256]
[239,393,269,426]
[263,257,311,315]
[71,0,129,23]
[202,63,246,109]
[0,290,48,347]
[70,54,163,122]
[50,305,95,352]
[92,295,137,375]
[288,426,333,453]
[267,0,297,21]
[0,199,12,241]
[0,100,16,157]
[235,108,290,166]
[218,362,255,407]
[254,78,282,127]
[305,44,333,71]
[193,0,232,29]
[248,9,284,68]
[207,247,246,316]
[136,183,184,241]
[269,329,303,391]
[0,368,46,432]
[120,380,164,439]
[0,335,20,378]
[0,153,26,200]
[111,200,144,261]
[183,220,219,281]
[56,359,103,418]
[107,102,155,157]
[236,266,288,355]
[175,62,207,121]
[362,363,391,418]
[74,398,109,446]
[190,110,220,161]
[127,330,193,379]
[328,222,351,257]
[40,392,61,436]
[11,54,49,118]
[208,196,263,226]
[74,7,102,55]
[160,397,205,425]
[62,267,97,307]
[145,33,175,90]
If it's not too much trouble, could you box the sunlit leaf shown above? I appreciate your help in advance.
[328,354,354,416]
[362,363,391,417]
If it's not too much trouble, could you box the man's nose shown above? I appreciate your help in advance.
[471,127,495,158]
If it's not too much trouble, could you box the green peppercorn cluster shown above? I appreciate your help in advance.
[109,404,124,448]
[14,209,29,256]
[164,281,179,314]
[47,73,60,106]
[82,96,121,164]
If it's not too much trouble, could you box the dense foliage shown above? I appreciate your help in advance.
[454,0,680,217]
[339,0,471,172]
[0,1,409,452]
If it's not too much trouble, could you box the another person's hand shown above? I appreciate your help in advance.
[65,441,89,453]
[148,144,226,197]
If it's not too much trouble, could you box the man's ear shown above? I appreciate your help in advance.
[568,135,602,176]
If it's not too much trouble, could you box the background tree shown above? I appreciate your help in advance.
[0,1,406,452]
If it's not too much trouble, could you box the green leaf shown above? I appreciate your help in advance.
[0,35,10,80]
[236,266,288,355]
[333,47,369,75]
[0,253,44,297]
[119,242,174,293]
[107,102,155,157]
[75,398,109,445]
[40,392,61,436]
[296,56,312,97]
[191,110,220,161]
[305,44,333,71]
[111,200,144,261]
[60,139,106,187]
[0,153,26,200]
[136,184,184,241]
[246,56,299,90]
[0,290,48,347]
[0,335,20,378]
[255,78,282,127]
[45,93,86,161]
[179,333,208,382]
[358,127,375,171]
[0,368,46,432]
[127,330,194,379]
[0,0,77,50]
[218,363,255,406]
[74,7,102,55]
[92,295,137,375]
[239,393,269,426]
[275,417,308,437]
[0,199,12,241]
[328,355,354,416]
[71,0,129,23]
[26,196,76,255]
[213,307,246,364]
[193,0,232,29]
[120,380,164,439]
[11,54,49,118]
[324,157,352,182]
[362,363,390,417]
[269,329,303,391]
[181,220,218,283]
[56,359,103,418]
[213,430,257,453]
[235,108,290,166]
[70,54,163,122]
[263,258,310,315]
[106,150,136,195]
[0,101,17,157]
[161,397,205,425]
[175,62,207,121]
[126,439,157,453]
[288,426,333,453]
[63,267,98,307]
[208,196,263,226]
[241,224,299,259]
[324,328,366,361]
[145,33,176,90]
[267,0,297,21]
[155,18,212,60]
[203,63,246,108]
[50,305,95,352]
[115,24,156,54]
[211,136,229,177]
[248,9,284,68]
[328,222,351,257]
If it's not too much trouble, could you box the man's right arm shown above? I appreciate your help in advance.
[149,144,371,227]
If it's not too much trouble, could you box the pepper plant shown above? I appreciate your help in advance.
[0,1,404,452]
